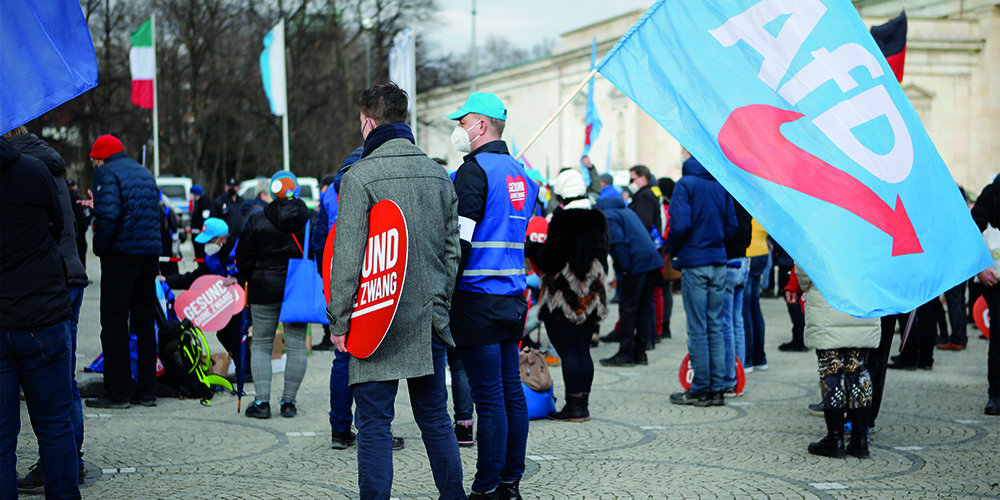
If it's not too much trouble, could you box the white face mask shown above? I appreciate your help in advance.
[205,243,222,256]
[451,121,482,153]
[627,181,640,195]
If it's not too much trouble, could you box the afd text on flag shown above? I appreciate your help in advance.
[596,0,992,318]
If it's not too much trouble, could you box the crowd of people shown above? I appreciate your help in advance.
[3,82,998,500]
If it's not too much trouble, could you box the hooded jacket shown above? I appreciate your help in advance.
[665,157,737,269]
[597,197,663,275]
[0,137,70,330]
[10,134,88,287]
[92,151,162,257]
[236,198,310,304]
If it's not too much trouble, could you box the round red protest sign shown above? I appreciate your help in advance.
[175,275,245,331]
[525,216,548,276]
[346,200,409,359]
[678,353,745,395]
[974,295,990,339]
[323,221,337,304]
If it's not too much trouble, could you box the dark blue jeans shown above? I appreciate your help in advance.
[742,254,768,367]
[447,348,474,422]
[353,337,465,500]
[329,349,353,434]
[457,339,528,493]
[1,320,81,500]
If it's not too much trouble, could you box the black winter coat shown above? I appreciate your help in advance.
[10,134,89,287]
[92,152,161,257]
[597,197,663,275]
[236,198,310,304]
[628,184,662,235]
[211,194,246,237]
[0,138,70,330]
[724,199,752,259]
[526,207,609,326]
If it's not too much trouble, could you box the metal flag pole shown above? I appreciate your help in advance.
[514,68,598,161]
[280,18,290,172]
[411,29,418,146]
[152,13,160,176]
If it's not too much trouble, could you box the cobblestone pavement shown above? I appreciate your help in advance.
[14,251,1000,499]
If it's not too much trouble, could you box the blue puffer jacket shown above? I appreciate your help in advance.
[597,196,663,275]
[665,157,737,269]
[92,151,162,257]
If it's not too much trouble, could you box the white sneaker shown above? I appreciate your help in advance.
[756,364,769,371]
[744,366,754,374]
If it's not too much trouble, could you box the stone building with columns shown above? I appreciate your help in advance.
[416,0,1000,192]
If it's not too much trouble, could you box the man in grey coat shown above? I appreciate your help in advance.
[326,83,465,500]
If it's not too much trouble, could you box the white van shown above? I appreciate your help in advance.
[156,176,193,222]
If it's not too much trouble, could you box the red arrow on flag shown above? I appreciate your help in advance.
[718,104,923,257]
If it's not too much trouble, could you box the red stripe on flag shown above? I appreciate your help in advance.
[584,124,593,146]
[885,46,905,83]
[131,80,154,109]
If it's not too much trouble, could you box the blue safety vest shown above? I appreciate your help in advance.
[459,153,539,296]
[205,242,238,277]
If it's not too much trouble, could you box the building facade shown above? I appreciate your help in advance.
[417,1,1000,192]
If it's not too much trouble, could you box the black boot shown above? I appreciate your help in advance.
[548,393,589,422]
[846,407,871,458]
[498,479,522,500]
[808,409,846,458]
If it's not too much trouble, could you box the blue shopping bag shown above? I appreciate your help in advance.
[279,222,329,325]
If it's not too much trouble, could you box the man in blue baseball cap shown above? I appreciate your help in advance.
[447,92,538,500]
[158,217,246,376]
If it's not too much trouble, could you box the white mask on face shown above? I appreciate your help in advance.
[205,243,222,256]
[451,121,482,154]
[627,181,640,194]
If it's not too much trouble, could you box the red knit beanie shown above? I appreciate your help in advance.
[89,135,124,159]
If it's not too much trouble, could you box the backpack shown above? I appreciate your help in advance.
[158,319,234,400]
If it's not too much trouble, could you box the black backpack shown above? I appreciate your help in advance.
[158,319,234,400]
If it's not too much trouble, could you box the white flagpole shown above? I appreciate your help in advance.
[279,19,290,172]
[152,13,160,177]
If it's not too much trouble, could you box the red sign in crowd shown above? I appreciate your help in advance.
[175,275,245,331]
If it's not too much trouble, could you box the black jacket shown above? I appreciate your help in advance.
[526,207,609,326]
[629,184,662,235]
[190,195,213,232]
[0,137,70,330]
[972,179,1000,232]
[10,134,89,287]
[596,197,663,275]
[236,198,310,304]
[724,199,752,259]
[211,193,246,237]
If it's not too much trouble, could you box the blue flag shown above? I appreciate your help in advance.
[580,36,602,187]
[597,0,991,317]
[1,0,98,134]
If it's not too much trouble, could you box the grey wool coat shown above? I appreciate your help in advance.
[326,138,461,386]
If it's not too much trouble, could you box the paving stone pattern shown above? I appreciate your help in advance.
[14,252,1000,499]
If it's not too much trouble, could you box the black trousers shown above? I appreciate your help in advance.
[100,256,159,401]
[900,300,936,368]
[545,321,598,395]
[869,314,908,426]
[618,270,657,357]
[943,281,968,346]
[985,286,999,399]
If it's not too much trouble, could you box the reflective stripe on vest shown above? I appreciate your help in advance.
[458,152,539,296]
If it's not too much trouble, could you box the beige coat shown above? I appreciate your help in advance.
[797,264,880,350]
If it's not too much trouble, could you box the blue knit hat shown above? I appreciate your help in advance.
[190,185,204,196]
[270,170,300,199]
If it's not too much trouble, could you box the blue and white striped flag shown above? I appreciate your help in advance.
[389,28,416,113]
[260,20,287,116]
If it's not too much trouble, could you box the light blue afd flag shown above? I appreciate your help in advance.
[0,0,98,134]
[597,0,991,317]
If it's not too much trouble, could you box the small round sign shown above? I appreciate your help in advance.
[678,353,745,395]
[973,295,990,339]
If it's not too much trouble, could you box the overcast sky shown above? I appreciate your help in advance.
[423,0,653,55]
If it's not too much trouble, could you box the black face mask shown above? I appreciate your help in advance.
[227,187,238,197]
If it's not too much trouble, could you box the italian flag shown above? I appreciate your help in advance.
[130,18,155,110]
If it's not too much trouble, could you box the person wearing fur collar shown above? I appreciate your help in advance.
[526,169,609,422]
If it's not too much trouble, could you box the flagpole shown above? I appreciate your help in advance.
[410,30,417,146]
[514,68,597,161]
[151,13,160,177]
[280,18,290,172]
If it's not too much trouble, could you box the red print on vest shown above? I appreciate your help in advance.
[507,175,527,211]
